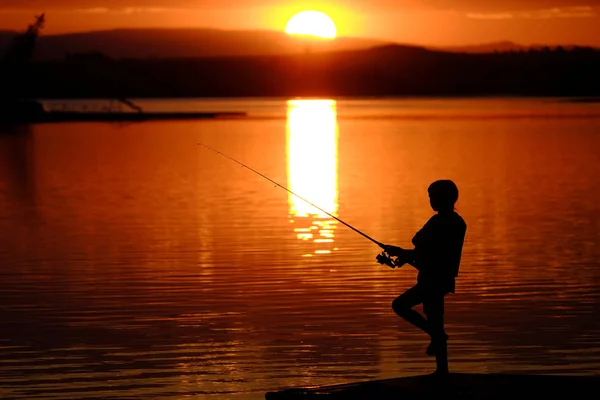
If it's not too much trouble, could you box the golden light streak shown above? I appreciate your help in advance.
[286,99,339,256]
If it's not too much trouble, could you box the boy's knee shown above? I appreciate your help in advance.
[392,296,411,316]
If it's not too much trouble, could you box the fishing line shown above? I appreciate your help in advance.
[198,142,386,249]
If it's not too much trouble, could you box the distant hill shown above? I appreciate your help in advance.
[0,31,16,51]
[23,44,600,98]
[436,41,599,54]
[436,41,528,54]
[0,28,391,60]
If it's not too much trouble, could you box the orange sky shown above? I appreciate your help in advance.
[1,1,599,46]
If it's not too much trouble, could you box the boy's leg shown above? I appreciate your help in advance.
[434,344,449,374]
[425,297,449,374]
[392,285,431,335]
[426,309,447,347]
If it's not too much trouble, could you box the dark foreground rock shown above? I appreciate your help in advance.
[266,373,600,399]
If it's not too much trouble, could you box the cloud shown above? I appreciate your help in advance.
[467,6,597,19]
[75,8,109,13]
[63,6,183,15]
[467,13,514,20]
[25,6,183,17]
[0,1,229,11]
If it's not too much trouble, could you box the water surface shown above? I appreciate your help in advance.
[1,98,600,399]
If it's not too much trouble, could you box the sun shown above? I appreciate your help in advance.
[285,10,337,39]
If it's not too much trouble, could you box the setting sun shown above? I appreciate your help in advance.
[285,10,337,39]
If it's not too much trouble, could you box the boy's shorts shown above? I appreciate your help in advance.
[395,283,450,316]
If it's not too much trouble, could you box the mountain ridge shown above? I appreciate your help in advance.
[0,28,391,60]
[20,43,600,98]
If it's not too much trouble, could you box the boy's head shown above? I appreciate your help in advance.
[428,180,459,212]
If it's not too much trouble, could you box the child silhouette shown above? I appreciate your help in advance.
[382,180,467,374]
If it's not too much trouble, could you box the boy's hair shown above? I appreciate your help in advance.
[428,180,459,207]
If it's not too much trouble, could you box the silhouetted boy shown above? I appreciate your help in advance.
[383,180,466,374]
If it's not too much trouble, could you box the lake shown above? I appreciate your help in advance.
[1,98,600,399]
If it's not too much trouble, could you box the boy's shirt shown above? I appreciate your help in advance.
[412,211,467,293]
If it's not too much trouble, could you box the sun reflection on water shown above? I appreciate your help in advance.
[286,99,339,256]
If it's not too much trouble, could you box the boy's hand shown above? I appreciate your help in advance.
[382,244,404,257]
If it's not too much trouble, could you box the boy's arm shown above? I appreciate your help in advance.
[412,217,437,247]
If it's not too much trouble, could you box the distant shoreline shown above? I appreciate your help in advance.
[562,97,600,103]
[35,95,600,101]
[6,45,600,99]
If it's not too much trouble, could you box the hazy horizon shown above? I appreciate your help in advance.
[1,25,595,52]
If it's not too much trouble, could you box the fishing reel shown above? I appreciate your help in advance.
[376,250,404,269]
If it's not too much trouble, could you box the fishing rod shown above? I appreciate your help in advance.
[198,142,388,250]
